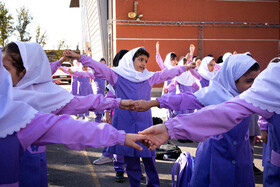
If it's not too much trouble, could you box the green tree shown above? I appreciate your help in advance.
[0,1,14,47]
[35,25,47,48]
[54,39,69,59]
[15,6,33,42]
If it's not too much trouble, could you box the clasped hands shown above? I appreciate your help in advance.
[121,99,170,151]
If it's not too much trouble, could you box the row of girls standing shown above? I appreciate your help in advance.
[0,42,147,186]
[63,47,196,186]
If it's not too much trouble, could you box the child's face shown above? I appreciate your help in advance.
[196,59,201,67]
[207,60,215,72]
[133,54,148,72]
[82,66,88,71]
[100,60,106,64]
[2,53,25,86]
[235,70,260,93]
[171,58,178,66]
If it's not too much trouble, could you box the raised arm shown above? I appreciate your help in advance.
[64,50,117,86]
[165,97,273,142]
[50,60,61,75]
[140,96,273,150]
[164,79,177,93]
[155,41,166,70]
[18,113,146,151]
[149,62,195,85]
[157,92,204,111]
[53,94,121,114]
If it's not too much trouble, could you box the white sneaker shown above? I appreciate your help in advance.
[93,155,113,165]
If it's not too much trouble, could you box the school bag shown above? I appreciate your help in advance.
[155,141,182,160]
[171,151,195,187]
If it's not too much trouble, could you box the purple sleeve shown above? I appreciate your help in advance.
[59,67,71,75]
[79,55,118,86]
[156,54,166,70]
[50,60,61,75]
[104,90,116,113]
[165,97,273,142]
[166,79,177,92]
[189,69,202,80]
[149,66,187,86]
[157,92,204,110]
[17,113,125,150]
[73,71,95,79]
[258,116,268,131]
[53,95,121,115]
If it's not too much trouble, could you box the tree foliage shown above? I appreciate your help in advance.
[16,6,33,42]
[0,1,14,47]
[35,25,47,48]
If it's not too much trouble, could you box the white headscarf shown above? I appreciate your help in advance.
[175,58,196,86]
[195,54,257,106]
[111,47,155,83]
[71,60,83,71]
[0,50,38,138]
[197,56,216,81]
[12,41,74,113]
[240,61,280,114]
[164,52,176,69]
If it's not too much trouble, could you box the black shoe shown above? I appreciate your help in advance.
[253,164,262,175]
[115,171,125,182]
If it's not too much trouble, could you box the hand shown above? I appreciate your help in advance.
[119,100,136,111]
[58,53,67,65]
[64,50,81,60]
[67,68,74,74]
[163,88,169,93]
[54,79,62,85]
[261,130,268,144]
[189,44,195,56]
[102,112,112,124]
[135,100,159,112]
[138,124,170,151]
[156,41,160,54]
[186,62,196,71]
[124,133,149,151]
[185,53,191,62]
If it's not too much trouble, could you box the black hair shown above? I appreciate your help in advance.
[182,58,188,65]
[170,52,177,61]
[235,62,260,83]
[270,57,280,63]
[132,48,150,61]
[216,56,223,64]
[193,56,201,62]
[2,42,25,75]
[99,57,106,62]
[113,50,128,67]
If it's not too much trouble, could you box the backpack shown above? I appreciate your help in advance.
[172,151,195,187]
[155,141,182,160]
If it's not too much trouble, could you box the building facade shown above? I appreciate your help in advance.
[71,0,280,87]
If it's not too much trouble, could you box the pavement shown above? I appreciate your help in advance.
[46,85,264,186]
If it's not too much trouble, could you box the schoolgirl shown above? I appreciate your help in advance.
[0,49,148,186]
[141,57,280,187]
[93,58,107,122]
[2,41,134,187]
[137,54,261,186]
[64,47,195,187]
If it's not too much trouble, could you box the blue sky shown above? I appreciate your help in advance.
[2,0,81,50]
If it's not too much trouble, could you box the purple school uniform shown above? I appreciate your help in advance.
[263,114,280,187]
[94,77,106,122]
[173,84,196,116]
[71,76,78,95]
[77,76,93,117]
[158,93,254,186]
[79,54,186,187]
[199,77,210,88]
[0,113,125,186]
